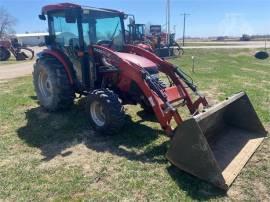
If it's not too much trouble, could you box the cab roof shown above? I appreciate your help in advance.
[41,3,124,15]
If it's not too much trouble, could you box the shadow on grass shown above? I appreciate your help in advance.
[17,99,166,164]
[136,110,158,123]
[17,100,225,200]
[167,166,226,200]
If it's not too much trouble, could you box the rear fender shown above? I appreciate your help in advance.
[92,45,141,91]
[37,49,75,85]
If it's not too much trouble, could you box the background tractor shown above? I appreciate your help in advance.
[0,38,34,61]
[33,3,267,190]
[126,16,183,58]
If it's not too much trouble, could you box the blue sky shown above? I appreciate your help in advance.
[1,0,270,37]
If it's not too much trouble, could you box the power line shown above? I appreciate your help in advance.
[180,13,190,46]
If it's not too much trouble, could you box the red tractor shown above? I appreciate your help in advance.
[34,3,267,190]
[126,17,183,58]
[0,38,34,61]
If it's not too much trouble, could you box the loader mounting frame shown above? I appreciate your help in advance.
[93,44,208,136]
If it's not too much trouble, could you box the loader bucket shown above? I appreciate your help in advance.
[166,92,267,190]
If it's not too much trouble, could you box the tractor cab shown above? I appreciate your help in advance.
[125,15,146,43]
[39,3,127,89]
[40,3,126,50]
[127,23,145,42]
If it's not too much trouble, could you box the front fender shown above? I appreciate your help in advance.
[37,49,75,85]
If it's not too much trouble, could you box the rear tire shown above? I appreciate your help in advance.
[0,47,11,61]
[33,57,75,111]
[87,89,125,135]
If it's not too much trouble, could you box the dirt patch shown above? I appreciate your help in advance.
[38,142,93,170]
[240,67,268,75]
[227,181,247,201]
[0,61,34,80]
[229,50,254,58]
[202,86,225,106]
[37,137,135,194]
[0,80,8,84]
[38,138,124,176]
[207,59,219,63]
[0,124,10,135]
[262,80,270,85]
[228,134,270,201]
[231,75,246,80]
[254,180,270,201]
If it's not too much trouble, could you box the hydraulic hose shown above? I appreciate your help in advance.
[142,70,175,112]
[173,66,197,92]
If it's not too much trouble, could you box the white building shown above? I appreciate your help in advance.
[15,32,48,46]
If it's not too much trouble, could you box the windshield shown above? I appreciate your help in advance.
[82,9,124,51]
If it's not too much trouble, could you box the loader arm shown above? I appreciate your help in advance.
[124,44,209,113]
[92,44,201,135]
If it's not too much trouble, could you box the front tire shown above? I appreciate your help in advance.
[33,57,75,111]
[87,89,125,135]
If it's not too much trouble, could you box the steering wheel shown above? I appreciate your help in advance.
[96,40,113,47]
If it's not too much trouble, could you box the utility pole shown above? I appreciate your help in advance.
[180,13,190,46]
[168,0,170,45]
[165,0,171,45]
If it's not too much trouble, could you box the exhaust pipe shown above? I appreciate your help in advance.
[166,92,267,190]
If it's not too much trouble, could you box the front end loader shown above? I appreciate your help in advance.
[34,3,267,190]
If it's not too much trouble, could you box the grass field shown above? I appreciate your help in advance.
[182,42,239,47]
[0,48,269,201]
[0,56,29,66]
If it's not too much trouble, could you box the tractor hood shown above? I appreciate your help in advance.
[116,52,157,69]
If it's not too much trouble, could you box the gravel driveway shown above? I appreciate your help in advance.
[0,61,34,80]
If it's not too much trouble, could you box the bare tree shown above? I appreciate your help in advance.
[0,7,17,38]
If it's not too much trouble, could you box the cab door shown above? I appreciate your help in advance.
[49,10,91,89]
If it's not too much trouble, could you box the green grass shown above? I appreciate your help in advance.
[0,56,31,66]
[0,48,269,201]
[182,42,240,47]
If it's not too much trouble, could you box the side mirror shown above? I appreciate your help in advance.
[129,17,135,25]
[44,35,55,45]
[39,14,46,20]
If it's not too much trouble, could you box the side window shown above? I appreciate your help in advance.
[52,12,79,48]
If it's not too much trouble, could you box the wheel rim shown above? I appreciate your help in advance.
[38,70,52,97]
[90,101,106,127]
